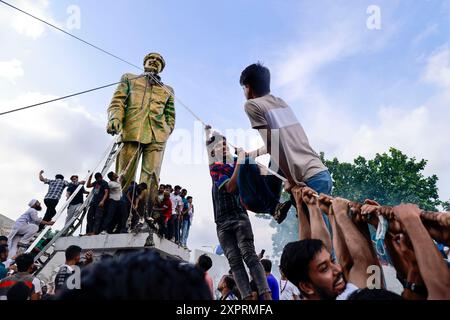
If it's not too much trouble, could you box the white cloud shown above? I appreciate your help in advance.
[0,92,108,226]
[0,0,58,39]
[0,59,24,83]
[423,44,450,87]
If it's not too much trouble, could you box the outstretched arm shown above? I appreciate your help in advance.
[292,187,311,241]
[332,198,379,289]
[39,170,46,182]
[393,204,450,300]
[301,187,332,253]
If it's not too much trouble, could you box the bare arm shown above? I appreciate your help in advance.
[292,187,311,240]
[39,170,46,182]
[332,198,379,288]
[301,187,332,253]
[86,174,93,188]
[393,204,450,300]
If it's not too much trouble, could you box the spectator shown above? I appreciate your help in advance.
[168,185,183,243]
[101,172,125,234]
[6,282,31,301]
[165,184,173,193]
[156,184,166,204]
[180,195,194,248]
[86,172,110,235]
[7,200,54,258]
[123,182,148,232]
[58,250,211,300]
[66,175,89,226]
[0,236,7,246]
[0,245,8,280]
[205,130,271,300]
[152,191,172,239]
[261,259,279,300]
[218,275,239,300]
[196,254,214,299]
[0,253,42,300]
[279,268,301,300]
[39,170,71,227]
[54,245,93,296]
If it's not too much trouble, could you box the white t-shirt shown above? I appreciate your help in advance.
[336,283,359,300]
[108,181,122,201]
[170,193,182,215]
[280,279,301,300]
[33,277,42,295]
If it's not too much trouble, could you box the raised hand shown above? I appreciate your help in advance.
[332,197,350,215]
[318,194,333,215]
[301,187,319,206]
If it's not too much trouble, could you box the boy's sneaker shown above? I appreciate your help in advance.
[272,201,292,224]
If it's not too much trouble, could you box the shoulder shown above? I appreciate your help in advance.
[163,84,174,94]
[121,72,137,81]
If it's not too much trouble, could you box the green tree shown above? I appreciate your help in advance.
[265,148,447,259]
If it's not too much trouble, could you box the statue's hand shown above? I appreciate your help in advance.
[107,119,122,135]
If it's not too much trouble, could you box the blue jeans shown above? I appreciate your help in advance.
[237,157,282,214]
[180,218,190,246]
[305,170,333,195]
[217,215,271,299]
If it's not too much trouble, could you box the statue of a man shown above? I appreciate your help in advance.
[107,52,175,211]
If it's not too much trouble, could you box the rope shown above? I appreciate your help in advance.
[0,0,142,72]
[0,74,147,116]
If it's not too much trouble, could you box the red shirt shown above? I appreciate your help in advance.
[161,198,172,223]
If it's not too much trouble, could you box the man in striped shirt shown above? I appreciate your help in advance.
[39,170,70,227]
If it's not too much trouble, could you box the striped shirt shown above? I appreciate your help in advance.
[43,178,69,200]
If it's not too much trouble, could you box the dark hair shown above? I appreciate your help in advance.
[7,282,31,301]
[174,185,182,191]
[239,63,271,96]
[187,196,193,201]
[57,250,211,300]
[165,184,172,189]
[261,259,272,273]
[348,288,403,300]
[107,171,115,180]
[94,172,102,180]
[159,184,166,188]
[0,235,8,243]
[222,275,236,290]
[65,245,82,261]
[138,183,148,190]
[70,175,78,180]
[197,254,212,272]
[181,189,187,193]
[0,244,8,256]
[55,174,65,180]
[280,239,324,288]
[15,253,35,273]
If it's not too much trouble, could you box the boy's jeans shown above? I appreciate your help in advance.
[180,219,190,246]
[217,214,271,299]
[237,157,282,214]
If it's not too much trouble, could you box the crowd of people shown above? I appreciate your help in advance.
[1,62,449,301]
[3,170,195,262]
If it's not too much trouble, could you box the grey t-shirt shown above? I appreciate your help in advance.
[244,94,327,183]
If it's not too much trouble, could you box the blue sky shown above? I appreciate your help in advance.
[1,0,450,257]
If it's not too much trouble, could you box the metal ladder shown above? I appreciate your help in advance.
[27,139,123,275]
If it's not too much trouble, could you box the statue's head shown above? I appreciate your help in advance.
[143,52,165,74]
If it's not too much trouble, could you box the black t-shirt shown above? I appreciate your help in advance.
[67,183,86,205]
[92,180,109,204]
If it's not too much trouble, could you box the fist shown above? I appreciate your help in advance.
[39,170,44,174]
[107,119,122,135]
